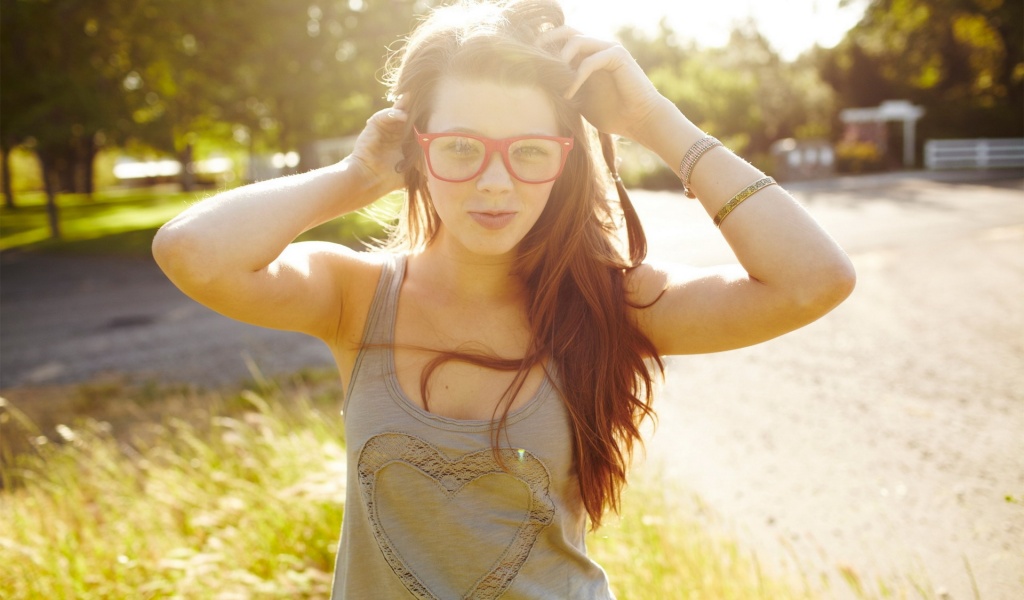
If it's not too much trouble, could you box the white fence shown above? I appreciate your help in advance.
[924,138,1024,170]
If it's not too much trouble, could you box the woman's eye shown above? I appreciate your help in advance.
[513,144,550,159]
[448,138,478,155]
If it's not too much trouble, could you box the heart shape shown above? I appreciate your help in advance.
[357,432,555,600]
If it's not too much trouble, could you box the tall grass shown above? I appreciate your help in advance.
[0,377,940,599]
[588,488,813,599]
[1,383,345,599]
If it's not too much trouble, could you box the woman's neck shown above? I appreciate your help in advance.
[411,236,526,307]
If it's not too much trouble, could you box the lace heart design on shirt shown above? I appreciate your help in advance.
[357,432,555,600]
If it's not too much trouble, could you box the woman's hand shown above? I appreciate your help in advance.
[541,27,672,143]
[347,96,410,197]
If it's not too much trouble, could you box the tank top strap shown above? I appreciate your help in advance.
[360,252,407,347]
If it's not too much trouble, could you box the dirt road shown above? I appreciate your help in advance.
[2,170,1022,598]
[638,171,1024,599]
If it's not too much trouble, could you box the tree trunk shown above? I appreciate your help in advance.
[56,152,74,196]
[1,144,14,209]
[82,135,97,198]
[178,142,196,192]
[246,130,258,184]
[40,154,61,239]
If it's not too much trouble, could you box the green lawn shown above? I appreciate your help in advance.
[0,187,397,256]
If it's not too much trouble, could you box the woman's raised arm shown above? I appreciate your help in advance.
[547,28,856,355]
[151,105,408,341]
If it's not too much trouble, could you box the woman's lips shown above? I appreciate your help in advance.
[469,211,516,230]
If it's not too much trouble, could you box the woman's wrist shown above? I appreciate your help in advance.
[330,156,400,214]
[627,98,705,172]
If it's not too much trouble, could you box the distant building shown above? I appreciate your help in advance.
[113,156,233,187]
[244,136,358,182]
[839,100,925,168]
[770,138,835,180]
[310,136,357,168]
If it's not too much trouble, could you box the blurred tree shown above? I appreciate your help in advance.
[619,20,837,159]
[217,0,425,173]
[0,20,27,208]
[1,0,432,227]
[128,0,431,182]
[0,0,141,235]
[819,0,1023,151]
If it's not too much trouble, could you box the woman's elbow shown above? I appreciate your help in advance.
[151,223,217,288]
[836,256,857,300]
[152,223,184,273]
[151,223,175,270]
[803,255,857,316]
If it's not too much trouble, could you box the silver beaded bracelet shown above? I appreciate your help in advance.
[678,135,723,198]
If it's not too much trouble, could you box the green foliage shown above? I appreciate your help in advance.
[0,0,439,202]
[616,23,837,187]
[0,0,135,207]
[818,0,1024,145]
[835,141,886,173]
[148,0,430,157]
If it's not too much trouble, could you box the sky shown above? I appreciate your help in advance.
[558,0,869,61]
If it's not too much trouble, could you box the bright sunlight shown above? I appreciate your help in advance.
[559,0,869,60]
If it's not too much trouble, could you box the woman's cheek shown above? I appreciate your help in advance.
[425,179,464,219]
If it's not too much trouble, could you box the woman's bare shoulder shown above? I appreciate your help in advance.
[300,241,392,282]
[331,246,398,345]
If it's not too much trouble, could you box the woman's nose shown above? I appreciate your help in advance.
[476,150,514,191]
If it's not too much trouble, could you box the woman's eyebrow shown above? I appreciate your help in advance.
[439,126,483,135]
[437,127,561,137]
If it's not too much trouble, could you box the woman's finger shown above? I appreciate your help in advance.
[563,45,632,99]
[559,34,618,66]
[386,108,408,124]
[537,25,619,67]
[366,107,408,131]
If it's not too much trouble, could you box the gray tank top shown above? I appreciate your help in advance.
[330,253,615,599]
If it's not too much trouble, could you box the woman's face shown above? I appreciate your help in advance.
[422,77,562,260]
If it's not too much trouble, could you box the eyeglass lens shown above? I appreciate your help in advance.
[427,136,565,183]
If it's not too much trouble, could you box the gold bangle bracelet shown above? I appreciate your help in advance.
[713,176,777,227]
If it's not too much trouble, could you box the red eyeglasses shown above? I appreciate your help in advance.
[414,127,574,183]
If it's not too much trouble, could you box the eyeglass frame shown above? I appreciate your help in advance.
[413,127,575,184]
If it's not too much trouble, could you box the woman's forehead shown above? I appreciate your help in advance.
[426,78,560,137]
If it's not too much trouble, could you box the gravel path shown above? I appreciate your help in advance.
[0,253,335,387]
[1,170,1021,599]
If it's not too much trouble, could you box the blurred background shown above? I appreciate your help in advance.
[1,1,1023,599]
[1,0,1021,230]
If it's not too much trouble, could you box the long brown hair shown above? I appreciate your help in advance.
[382,0,663,528]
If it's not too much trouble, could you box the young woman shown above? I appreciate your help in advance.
[153,1,855,597]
